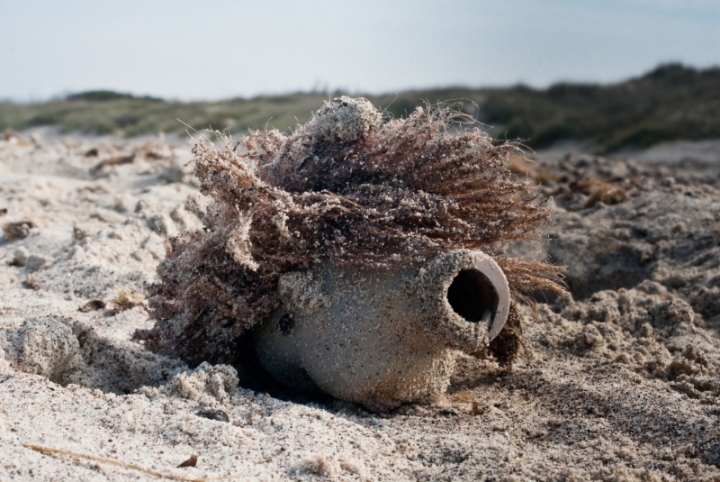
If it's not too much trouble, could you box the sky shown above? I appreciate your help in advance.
[1,0,719,101]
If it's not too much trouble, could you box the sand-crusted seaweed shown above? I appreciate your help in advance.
[140,97,564,366]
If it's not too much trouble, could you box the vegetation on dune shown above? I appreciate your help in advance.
[0,92,332,138]
[479,64,720,151]
[1,64,719,150]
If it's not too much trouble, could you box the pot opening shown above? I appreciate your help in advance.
[447,269,499,324]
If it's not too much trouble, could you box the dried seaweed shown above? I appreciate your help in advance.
[110,290,145,311]
[141,97,564,365]
[477,302,531,368]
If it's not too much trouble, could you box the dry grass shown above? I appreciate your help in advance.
[577,178,628,208]
[508,155,558,183]
[141,97,565,365]
[110,290,145,311]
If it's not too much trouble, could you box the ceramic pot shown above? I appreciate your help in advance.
[253,249,510,411]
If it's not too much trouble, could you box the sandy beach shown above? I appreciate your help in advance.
[1,130,719,481]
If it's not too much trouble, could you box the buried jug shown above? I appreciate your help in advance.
[141,97,566,412]
[253,249,510,411]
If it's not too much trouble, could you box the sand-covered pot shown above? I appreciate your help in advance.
[253,249,510,411]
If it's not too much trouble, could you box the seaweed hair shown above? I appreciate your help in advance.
[139,96,564,366]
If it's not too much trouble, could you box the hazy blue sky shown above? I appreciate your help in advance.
[1,0,719,101]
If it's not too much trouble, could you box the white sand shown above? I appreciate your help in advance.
[1,132,719,481]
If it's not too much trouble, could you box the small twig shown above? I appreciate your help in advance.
[90,153,136,173]
[22,444,233,481]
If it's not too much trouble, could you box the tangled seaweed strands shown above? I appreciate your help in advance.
[496,257,567,305]
[139,97,565,366]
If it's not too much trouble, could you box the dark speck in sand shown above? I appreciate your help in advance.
[197,409,230,423]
